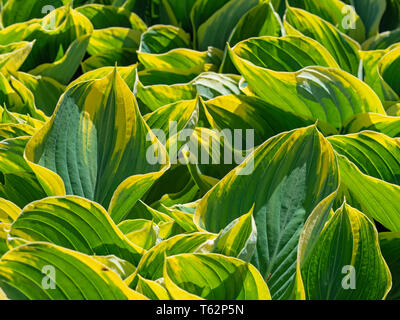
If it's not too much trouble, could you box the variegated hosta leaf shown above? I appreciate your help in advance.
[230,47,384,134]
[87,27,142,57]
[0,242,147,300]
[29,35,90,86]
[67,65,137,90]
[0,124,36,141]
[195,126,339,299]
[0,137,48,207]
[284,6,360,75]
[363,29,400,50]
[0,0,67,27]
[193,0,261,51]
[10,196,145,265]
[204,94,311,146]
[82,50,137,72]
[138,47,221,83]
[139,25,191,54]
[228,2,282,47]
[144,97,199,158]
[127,232,216,286]
[137,72,241,111]
[287,0,366,42]
[163,253,271,300]
[336,153,400,231]
[219,1,282,73]
[210,206,257,262]
[328,131,400,185]
[360,49,399,103]
[0,6,93,72]
[24,69,169,222]
[0,41,33,74]
[0,198,20,224]
[161,206,201,233]
[231,35,340,72]
[351,0,386,38]
[118,219,159,250]
[75,4,147,30]
[344,113,400,138]
[0,74,46,120]
[159,0,197,32]
[92,255,136,280]
[13,71,65,116]
[379,232,400,300]
[379,46,400,96]
[135,275,170,300]
[300,203,391,300]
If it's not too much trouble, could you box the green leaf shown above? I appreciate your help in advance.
[352,0,386,38]
[24,69,168,210]
[0,0,67,27]
[289,0,366,40]
[0,74,46,120]
[231,35,340,72]
[87,27,141,57]
[363,29,400,50]
[219,1,283,73]
[336,153,400,232]
[118,219,159,250]
[92,255,136,280]
[359,49,399,103]
[344,113,400,138]
[379,46,400,96]
[0,41,33,74]
[0,198,20,224]
[161,206,201,233]
[10,196,145,265]
[301,203,391,300]
[284,6,360,75]
[128,232,215,284]
[76,4,147,30]
[29,35,90,85]
[136,275,170,300]
[164,253,271,300]
[229,47,384,134]
[228,2,282,46]
[139,25,190,54]
[0,124,37,140]
[67,65,137,90]
[137,72,240,111]
[379,232,400,300]
[82,49,138,72]
[13,71,65,116]
[204,94,312,146]
[211,206,257,262]
[195,125,339,299]
[0,7,94,72]
[0,242,146,300]
[159,0,197,32]
[144,97,199,158]
[0,137,48,208]
[328,131,400,186]
[195,0,261,51]
[138,47,221,82]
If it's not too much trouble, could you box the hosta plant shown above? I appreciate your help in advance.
[0,0,399,301]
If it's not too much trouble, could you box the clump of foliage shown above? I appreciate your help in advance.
[0,0,400,300]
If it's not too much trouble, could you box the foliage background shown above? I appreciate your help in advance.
[0,0,399,300]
